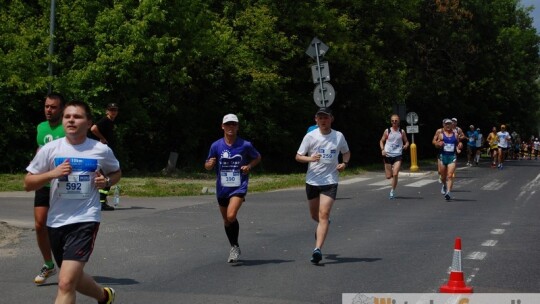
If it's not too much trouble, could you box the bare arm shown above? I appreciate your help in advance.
[24,159,71,191]
[295,153,320,163]
[90,125,108,144]
[402,130,410,150]
[379,130,388,156]
[432,129,443,147]
[337,151,351,172]
[241,154,262,174]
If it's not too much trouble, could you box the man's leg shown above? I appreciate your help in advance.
[313,195,334,249]
[391,160,402,190]
[55,260,108,304]
[35,206,53,262]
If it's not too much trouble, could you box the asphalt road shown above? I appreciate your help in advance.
[1,158,540,303]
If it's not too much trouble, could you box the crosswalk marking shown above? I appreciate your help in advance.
[405,179,438,187]
[339,177,372,185]
[369,180,390,186]
[481,179,508,190]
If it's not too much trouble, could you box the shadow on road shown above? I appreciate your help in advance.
[323,254,381,265]
[94,276,140,285]
[232,259,294,267]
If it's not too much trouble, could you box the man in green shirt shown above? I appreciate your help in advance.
[33,93,65,285]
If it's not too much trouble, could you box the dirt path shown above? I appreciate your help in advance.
[0,221,26,257]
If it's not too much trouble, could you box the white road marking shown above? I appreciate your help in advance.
[466,252,487,260]
[491,229,505,235]
[405,179,438,187]
[481,179,509,190]
[339,177,372,185]
[466,267,480,284]
[481,240,498,246]
[369,180,391,186]
[501,222,511,226]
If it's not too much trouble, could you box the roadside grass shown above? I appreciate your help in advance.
[0,167,368,197]
[1,160,437,197]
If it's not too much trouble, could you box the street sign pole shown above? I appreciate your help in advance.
[406,112,420,172]
[314,42,326,107]
[306,37,334,108]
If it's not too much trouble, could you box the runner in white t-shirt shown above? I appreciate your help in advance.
[497,124,511,169]
[25,100,120,304]
[296,107,350,265]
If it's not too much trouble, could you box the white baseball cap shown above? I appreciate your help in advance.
[222,114,239,124]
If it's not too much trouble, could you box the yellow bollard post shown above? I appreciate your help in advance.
[410,142,419,172]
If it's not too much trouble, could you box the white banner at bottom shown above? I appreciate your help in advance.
[342,293,540,304]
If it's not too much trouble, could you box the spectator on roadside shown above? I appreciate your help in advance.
[89,103,119,211]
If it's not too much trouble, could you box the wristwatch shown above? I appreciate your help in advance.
[105,177,111,187]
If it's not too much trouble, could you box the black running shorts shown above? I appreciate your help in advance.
[48,222,100,267]
[306,183,338,200]
[34,186,50,208]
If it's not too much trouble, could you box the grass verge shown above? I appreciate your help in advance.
[0,167,370,197]
[2,160,440,197]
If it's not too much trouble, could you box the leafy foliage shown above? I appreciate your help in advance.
[0,0,539,172]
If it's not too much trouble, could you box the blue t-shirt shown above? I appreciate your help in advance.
[207,137,260,198]
[466,130,478,147]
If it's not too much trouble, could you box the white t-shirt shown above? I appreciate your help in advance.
[297,129,349,186]
[475,133,483,148]
[26,137,120,228]
[497,131,511,148]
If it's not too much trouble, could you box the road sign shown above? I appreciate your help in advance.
[406,125,419,134]
[311,62,330,84]
[305,37,329,59]
[406,112,419,125]
[313,83,335,107]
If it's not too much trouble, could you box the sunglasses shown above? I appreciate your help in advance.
[391,120,399,123]
[224,122,238,126]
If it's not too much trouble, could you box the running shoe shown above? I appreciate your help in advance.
[99,287,115,304]
[311,248,322,264]
[441,184,447,195]
[444,192,452,201]
[227,245,241,263]
[389,190,395,199]
[34,264,57,285]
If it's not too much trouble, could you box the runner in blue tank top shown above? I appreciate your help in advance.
[432,118,462,200]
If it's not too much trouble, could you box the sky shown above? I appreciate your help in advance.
[521,0,540,32]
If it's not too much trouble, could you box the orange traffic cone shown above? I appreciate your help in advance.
[439,237,473,293]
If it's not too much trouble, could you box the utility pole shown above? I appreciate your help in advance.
[47,0,56,94]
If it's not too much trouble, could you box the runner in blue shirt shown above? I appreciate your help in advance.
[205,114,261,263]
[466,125,478,166]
